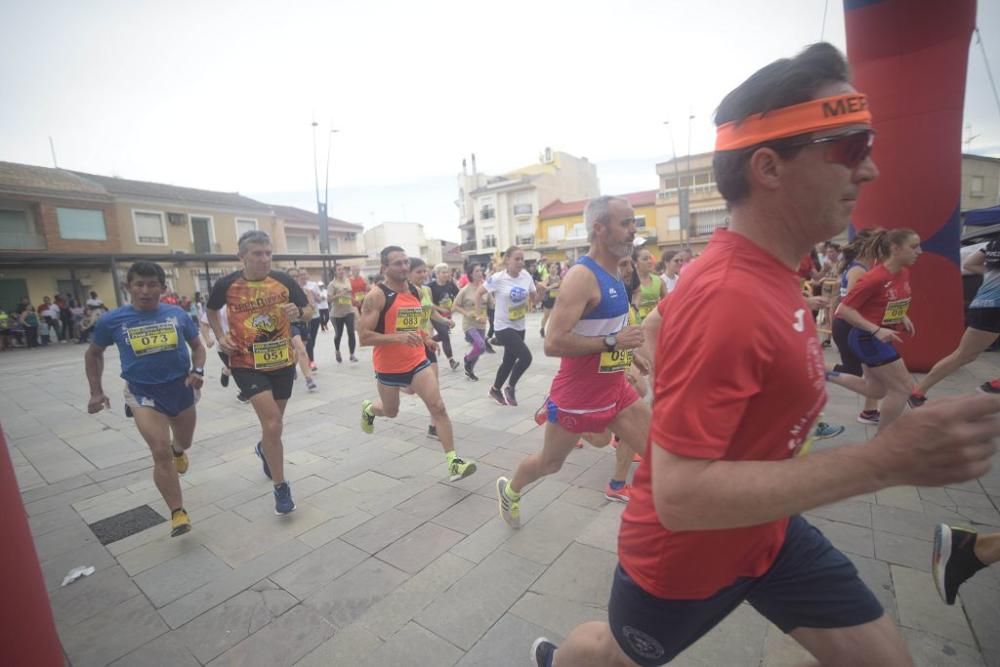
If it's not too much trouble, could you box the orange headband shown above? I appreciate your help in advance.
[715,93,871,151]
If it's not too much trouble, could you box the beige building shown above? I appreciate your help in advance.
[961,154,1000,214]
[457,149,600,263]
[270,205,363,280]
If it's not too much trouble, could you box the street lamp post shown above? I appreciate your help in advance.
[664,120,690,250]
[312,122,338,283]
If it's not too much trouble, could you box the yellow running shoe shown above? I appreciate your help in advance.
[448,457,477,482]
[361,400,375,434]
[170,508,191,537]
[173,449,189,475]
[496,477,521,528]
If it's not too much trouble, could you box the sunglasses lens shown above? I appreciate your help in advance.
[830,131,873,168]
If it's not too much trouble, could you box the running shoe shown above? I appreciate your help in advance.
[254,441,272,479]
[350,355,358,362]
[488,336,501,347]
[274,481,296,515]
[496,477,521,528]
[173,449,189,475]
[503,386,518,406]
[908,392,927,408]
[170,508,191,537]
[484,343,496,354]
[857,410,880,425]
[574,440,584,449]
[306,377,317,392]
[539,327,545,338]
[221,373,230,388]
[824,369,840,381]
[933,524,987,605]
[447,457,477,481]
[360,399,375,434]
[978,379,1000,394]
[237,392,250,404]
[531,637,557,667]
[336,351,343,363]
[604,483,632,503]
[489,387,507,406]
[124,405,134,419]
[464,360,479,381]
[813,422,845,440]
[533,398,549,426]
[449,358,460,371]
[428,424,438,439]
[309,361,317,371]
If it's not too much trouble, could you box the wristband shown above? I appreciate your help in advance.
[191,368,205,376]
[872,327,881,335]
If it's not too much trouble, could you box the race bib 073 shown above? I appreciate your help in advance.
[127,323,178,356]
[252,339,290,370]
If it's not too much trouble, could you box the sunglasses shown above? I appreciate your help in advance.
[785,129,875,169]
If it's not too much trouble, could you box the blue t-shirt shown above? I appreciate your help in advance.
[93,304,199,385]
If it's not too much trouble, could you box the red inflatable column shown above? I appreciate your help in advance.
[844,0,975,371]
[0,430,65,666]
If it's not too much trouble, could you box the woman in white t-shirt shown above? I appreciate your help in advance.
[477,246,538,407]
[661,250,682,293]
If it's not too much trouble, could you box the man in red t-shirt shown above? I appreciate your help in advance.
[533,44,1000,667]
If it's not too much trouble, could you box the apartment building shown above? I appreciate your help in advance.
[535,190,658,262]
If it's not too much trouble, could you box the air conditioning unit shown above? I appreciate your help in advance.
[167,212,187,226]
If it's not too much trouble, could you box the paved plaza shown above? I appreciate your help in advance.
[4,312,1000,667]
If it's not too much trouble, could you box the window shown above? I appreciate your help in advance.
[57,208,107,240]
[547,225,565,243]
[667,216,680,231]
[971,175,985,196]
[235,218,258,241]
[513,203,533,215]
[634,215,647,230]
[133,210,167,245]
[517,222,533,235]
[0,206,45,249]
[480,205,496,220]
[286,234,310,254]
[570,222,586,238]
[693,209,728,236]
[482,235,497,248]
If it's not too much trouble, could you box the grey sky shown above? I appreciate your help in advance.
[2,0,998,242]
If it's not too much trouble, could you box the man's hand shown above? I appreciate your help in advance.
[88,393,110,414]
[805,296,829,311]
[903,316,916,337]
[282,303,300,320]
[397,331,423,347]
[424,337,439,353]
[632,351,651,376]
[875,327,902,344]
[185,373,204,389]
[615,326,645,351]
[217,333,238,355]
[871,394,1000,488]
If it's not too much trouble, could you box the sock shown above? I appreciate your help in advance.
[172,446,184,456]
[505,484,521,500]
[609,479,626,490]
[446,450,457,463]
[171,507,185,517]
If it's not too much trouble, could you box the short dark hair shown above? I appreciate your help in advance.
[126,261,166,285]
[381,245,405,266]
[713,42,852,205]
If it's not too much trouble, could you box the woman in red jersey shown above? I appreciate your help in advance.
[828,228,921,431]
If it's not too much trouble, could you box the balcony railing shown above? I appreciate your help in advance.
[657,183,720,200]
[516,235,534,246]
[513,204,533,216]
[0,231,47,250]
[460,241,477,252]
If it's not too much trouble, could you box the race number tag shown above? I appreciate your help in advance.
[548,287,559,298]
[127,323,178,356]
[252,339,290,370]
[396,307,423,332]
[882,298,911,325]
[353,291,366,302]
[599,349,633,373]
[439,297,453,310]
[336,295,352,305]
[508,303,527,321]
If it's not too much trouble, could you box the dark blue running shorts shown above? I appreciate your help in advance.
[375,359,432,387]
[847,327,900,368]
[124,376,198,418]
[608,515,884,666]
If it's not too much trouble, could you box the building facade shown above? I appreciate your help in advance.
[961,154,1000,215]
[535,190,658,262]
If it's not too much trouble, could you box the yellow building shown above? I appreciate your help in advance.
[535,190,658,262]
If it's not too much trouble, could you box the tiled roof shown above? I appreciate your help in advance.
[68,170,273,211]
[270,205,363,231]
[0,161,112,199]
[538,190,657,220]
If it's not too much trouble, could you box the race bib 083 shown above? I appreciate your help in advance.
[127,323,178,356]
[395,307,423,332]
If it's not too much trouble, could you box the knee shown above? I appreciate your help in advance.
[427,400,447,419]
[262,415,283,437]
[521,349,533,365]
[149,441,173,465]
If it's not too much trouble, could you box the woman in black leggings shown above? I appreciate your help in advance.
[477,246,538,406]
[328,264,358,362]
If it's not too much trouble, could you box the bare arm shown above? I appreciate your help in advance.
[543,266,643,358]
[639,305,663,376]
[963,250,986,275]
[357,287,420,347]
[84,344,111,413]
[652,394,1000,531]
[833,302,879,333]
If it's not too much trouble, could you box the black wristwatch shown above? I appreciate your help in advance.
[603,334,617,352]
[191,368,205,376]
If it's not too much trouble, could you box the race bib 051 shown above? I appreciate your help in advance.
[252,339,290,370]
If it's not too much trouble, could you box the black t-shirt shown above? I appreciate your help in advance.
[429,281,459,311]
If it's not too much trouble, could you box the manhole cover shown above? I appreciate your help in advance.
[88,505,166,545]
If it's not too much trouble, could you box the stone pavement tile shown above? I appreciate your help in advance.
[892,565,975,646]
[32,517,100,562]
[359,621,463,667]
[357,552,475,640]
[873,505,942,541]
[21,472,95,504]
[378,446,447,479]
[444,460,509,495]
[28,503,84,538]
[900,627,985,667]
[24,481,105,517]
[207,603,335,667]
[684,603,768,666]
[504,499,599,565]
[986,649,1000,667]
[109,631,200,667]
[302,481,364,517]
[847,553,899,622]
[876,486,925,511]
[953,505,1000,527]
[295,623,384,667]
[357,473,441,516]
[376,521,465,574]
[530,542,618,607]
[919,486,957,508]
[178,582,298,664]
[945,488,996,509]
[340,508,425,554]
[77,487,165,524]
[433,492,496,535]
[959,583,1000,655]
[202,504,330,567]
[450,515,518,564]
[116,510,244,575]
[874,531,933,572]
[395,482,469,520]
[133,544,233,607]
[575,502,626,554]
[416,550,546,650]
[805,499,872,528]
[271,538,369,600]
[479,446,528,472]
[761,623,814,666]
[297,509,373,549]
[811,517,874,557]
[41,540,116,593]
[159,538,312,629]
[304,557,410,628]
[509,591,605,639]
[232,480,334,522]
[560,485,612,510]
[59,594,168,667]
[49,563,141,631]
[107,503,223,556]
[343,469,403,494]
[178,473,259,511]
[14,460,45,491]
